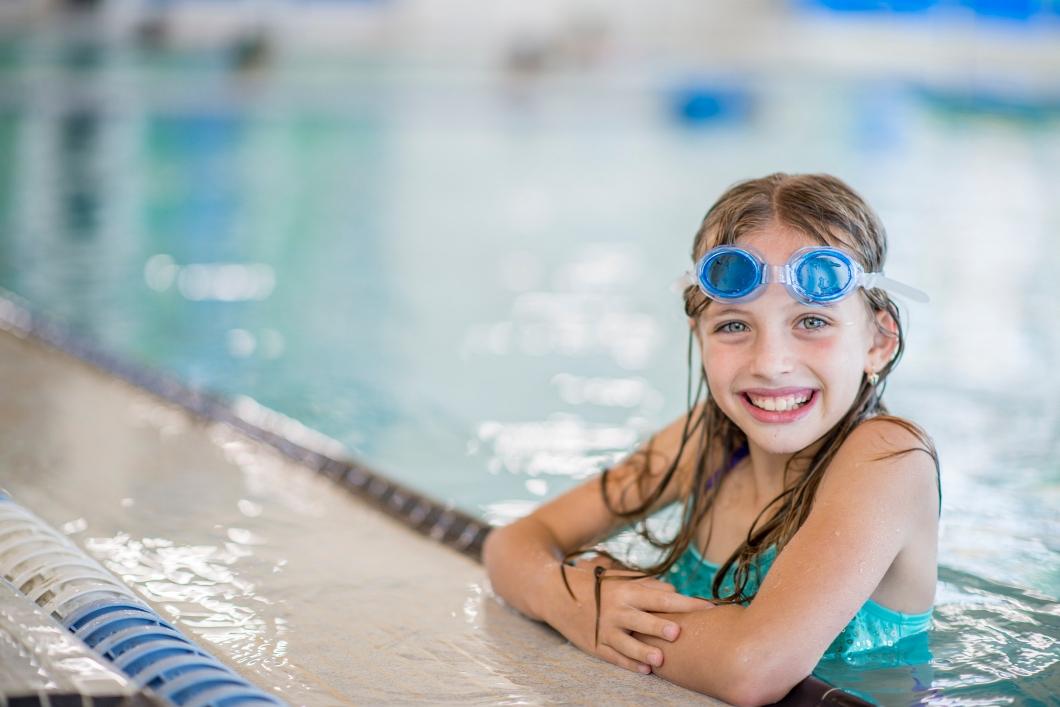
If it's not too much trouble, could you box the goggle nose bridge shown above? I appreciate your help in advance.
[761,263,791,286]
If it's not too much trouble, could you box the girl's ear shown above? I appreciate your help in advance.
[866,308,899,372]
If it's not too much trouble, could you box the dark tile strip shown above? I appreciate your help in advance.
[0,291,490,562]
[0,291,867,706]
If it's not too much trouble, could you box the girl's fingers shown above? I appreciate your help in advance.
[607,630,665,670]
[618,609,682,642]
[598,644,652,675]
[635,590,715,614]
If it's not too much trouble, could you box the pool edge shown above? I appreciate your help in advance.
[0,290,490,562]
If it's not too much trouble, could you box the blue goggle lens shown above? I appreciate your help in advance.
[794,252,853,301]
[703,251,759,297]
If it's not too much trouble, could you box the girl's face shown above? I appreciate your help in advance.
[692,227,897,456]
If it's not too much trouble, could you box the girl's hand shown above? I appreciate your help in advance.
[554,557,715,674]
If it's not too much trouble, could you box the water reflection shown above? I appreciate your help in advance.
[84,532,287,668]
[476,416,638,480]
[813,633,936,705]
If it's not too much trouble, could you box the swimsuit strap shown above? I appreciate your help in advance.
[704,442,748,490]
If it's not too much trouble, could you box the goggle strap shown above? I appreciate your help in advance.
[862,273,931,303]
[672,271,697,294]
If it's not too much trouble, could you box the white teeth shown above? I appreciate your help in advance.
[747,392,812,412]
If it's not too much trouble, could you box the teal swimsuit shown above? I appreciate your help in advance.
[665,543,934,659]
[664,443,937,660]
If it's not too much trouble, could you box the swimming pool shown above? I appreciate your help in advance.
[0,22,1057,704]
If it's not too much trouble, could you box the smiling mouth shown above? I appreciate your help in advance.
[743,391,814,412]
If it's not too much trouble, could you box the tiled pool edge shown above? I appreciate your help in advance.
[0,290,870,707]
[0,290,490,563]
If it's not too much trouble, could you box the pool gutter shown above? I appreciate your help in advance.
[0,291,490,563]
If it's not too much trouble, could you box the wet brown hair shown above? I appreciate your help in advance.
[561,173,939,632]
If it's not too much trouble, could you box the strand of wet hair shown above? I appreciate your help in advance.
[557,328,708,612]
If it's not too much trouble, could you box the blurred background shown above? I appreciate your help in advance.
[0,0,1057,702]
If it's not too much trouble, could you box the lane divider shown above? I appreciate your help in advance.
[0,491,283,707]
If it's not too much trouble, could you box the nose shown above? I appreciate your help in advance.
[748,324,795,380]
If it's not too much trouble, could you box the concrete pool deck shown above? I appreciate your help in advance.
[0,327,736,705]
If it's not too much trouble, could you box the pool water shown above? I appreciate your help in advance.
[0,26,1057,705]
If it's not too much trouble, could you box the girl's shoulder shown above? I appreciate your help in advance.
[844,414,938,468]
[821,414,941,518]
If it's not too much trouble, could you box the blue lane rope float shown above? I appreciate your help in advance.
[0,576,146,703]
[0,491,284,707]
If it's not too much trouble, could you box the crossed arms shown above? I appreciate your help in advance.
[483,415,938,706]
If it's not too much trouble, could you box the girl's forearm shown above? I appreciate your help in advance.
[637,606,804,706]
[636,605,750,702]
[482,518,577,624]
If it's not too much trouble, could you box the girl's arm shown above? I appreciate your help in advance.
[483,408,715,673]
[635,419,940,706]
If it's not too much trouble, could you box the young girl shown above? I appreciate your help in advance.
[483,173,941,706]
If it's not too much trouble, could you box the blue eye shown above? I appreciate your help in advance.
[716,321,748,334]
[800,316,828,330]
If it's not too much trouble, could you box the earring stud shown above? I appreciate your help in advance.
[867,370,880,386]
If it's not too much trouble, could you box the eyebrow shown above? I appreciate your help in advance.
[705,302,837,319]
[706,307,752,318]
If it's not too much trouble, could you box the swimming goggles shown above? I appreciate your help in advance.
[683,245,929,305]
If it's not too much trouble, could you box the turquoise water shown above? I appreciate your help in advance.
[0,29,1057,705]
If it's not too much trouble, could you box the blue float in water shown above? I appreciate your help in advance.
[670,83,753,126]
